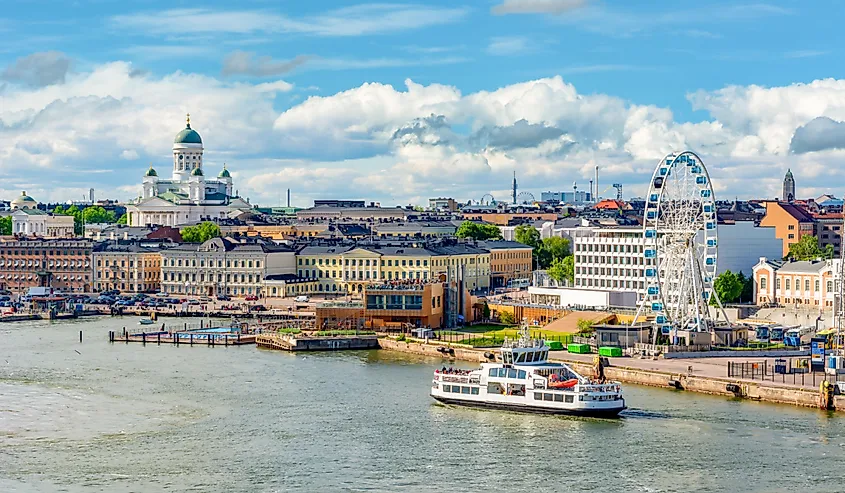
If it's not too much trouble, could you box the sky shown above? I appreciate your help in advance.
[1,0,845,207]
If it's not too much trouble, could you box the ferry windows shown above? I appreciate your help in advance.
[461,386,471,394]
[443,385,450,392]
[543,393,553,401]
[534,392,542,400]
[518,370,526,379]
[498,368,507,378]
[516,352,525,363]
[554,394,564,402]
[471,387,479,395]
[451,386,460,394]
[507,369,517,379]
[489,368,497,377]
[565,395,574,403]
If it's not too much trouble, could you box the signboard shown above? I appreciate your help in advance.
[811,337,826,372]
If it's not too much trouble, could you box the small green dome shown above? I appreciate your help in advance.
[174,113,202,144]
[191,167,204,176]
[11,191,37,208]
[218,164,230,178]
[145,166,158,177]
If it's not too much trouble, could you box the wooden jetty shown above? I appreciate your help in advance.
[256,333,380,352]
[109,327,256,346]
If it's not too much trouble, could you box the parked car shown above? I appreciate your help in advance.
[216,295,231,301]
[294,295,309,303]
[244,295,259,301]
[250,304,267,312]
[199,296,212,302]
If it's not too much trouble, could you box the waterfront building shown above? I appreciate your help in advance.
[93,241,171,293]
[125,115,252,227]
[0,237,92,293]
[160,236,295,297]
[11,209,74,237]
[812,212,843,257]
[752,257,837,308]
[783,169,796,202]
[477,240,533,288]
[540,190,591,204]
[316,281,446,329]
[427,242,491,291]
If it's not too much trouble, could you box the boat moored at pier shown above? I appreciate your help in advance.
[430,325,626,417]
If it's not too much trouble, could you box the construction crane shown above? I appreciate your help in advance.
[598,183,623,201]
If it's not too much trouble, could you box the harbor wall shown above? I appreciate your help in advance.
[378,338,834,412]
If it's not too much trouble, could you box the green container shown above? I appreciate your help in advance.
[599,346,623,357]
[547,341,563,350]
[567,343,591,354]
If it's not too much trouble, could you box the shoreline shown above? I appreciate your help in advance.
[378,338,845,413]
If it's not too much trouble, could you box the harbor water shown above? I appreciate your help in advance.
[2,317,845,492]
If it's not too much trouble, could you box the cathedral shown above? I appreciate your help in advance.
[126,115,252,227]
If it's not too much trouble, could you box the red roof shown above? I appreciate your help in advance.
[594,199,625,210]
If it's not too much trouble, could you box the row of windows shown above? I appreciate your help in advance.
[0,249,90,256]
[488,368,528,379]
[96,282,158,292]
[0,274,89,281]
[770,277,833,292]
[163,272,261,284]
[534,392,574,403]
[297,269,430,281]
[165,258,261,268]
[576,278,645,290]
[98,271,158,280]
[300,257,430,267]
[2,260,89,268]
[575,255,652,266]
[771,297,834,307]
[575,243,644,253]
[491,251,531,259]
[162,284,258,295]
[97,259,159,268]
[442,385,480,395]
[577,267,644,277]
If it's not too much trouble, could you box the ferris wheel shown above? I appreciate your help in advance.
[632,151,728,341]
[516,192,535,205]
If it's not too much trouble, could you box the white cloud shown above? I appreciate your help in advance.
[492,0,588,15]
[112,5,470,37]
[120,150,139,160]
[486,36,531,56]
[7,56,845,206]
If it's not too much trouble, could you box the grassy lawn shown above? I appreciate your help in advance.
[459,324,517,333]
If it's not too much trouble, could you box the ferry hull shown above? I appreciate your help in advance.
[431,395,626,418]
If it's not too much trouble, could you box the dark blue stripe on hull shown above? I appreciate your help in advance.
[432,395,626,418]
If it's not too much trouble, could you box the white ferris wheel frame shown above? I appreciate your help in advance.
[634,150,728,338]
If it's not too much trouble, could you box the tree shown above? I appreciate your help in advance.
[737,271,754,303]
[576,318,594,334]
[498,310,516,325]
[787,235,831,261]
[117,213,128,225]
[712,270,743,305]
[82,206,116,224]
[547,255,574,286]
[181,222,221,243]
[514,224,541,248]
[455,221,501,240]
[482,302,491,320]
[0,216,10,235]
[541,236,570,262]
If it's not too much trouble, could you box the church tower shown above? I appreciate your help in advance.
[783,169,795,202]
[172,113,203,182]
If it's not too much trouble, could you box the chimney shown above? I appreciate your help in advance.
[123,232,128,240]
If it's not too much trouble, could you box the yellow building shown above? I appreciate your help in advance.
[295,242,491,295]
[93,242,168,293]
[479,240,533,288]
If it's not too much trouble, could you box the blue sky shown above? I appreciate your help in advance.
[2,0,845,206]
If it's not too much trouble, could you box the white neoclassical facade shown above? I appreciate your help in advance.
[8,191,75,238]
[125,115,252,227]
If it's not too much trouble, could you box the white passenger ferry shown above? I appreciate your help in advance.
[430,326,626,417]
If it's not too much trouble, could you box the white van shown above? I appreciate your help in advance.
[294,295,309,303]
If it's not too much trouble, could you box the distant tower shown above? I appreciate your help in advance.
[589,179,593,202]
[573,181,578,204]
[89,188,94,203]
[287,188,291,207]
[783,169,795,202]
[512,171,518,205]
[595,165,599,201]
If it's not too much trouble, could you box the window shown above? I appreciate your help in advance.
[461,386,471,395]
[488,368,497,377]
[828,280,834,291]
[805,279,810,291]
[442,385,451,392]
[565,395,574,403]
[543,393,553,401]
[450,386,460,394]
[518,370,526,379]
[554,394,564,402]
[815,280,820,292]
[498,368,507,377]
[776,278,781,290]
[471,387,479,395]
[760,277,767,290]
[534,392,542,401]
[788,234,795,239]
[785,279,791,290]
[788,224,795,230]
[507,368,517,378]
